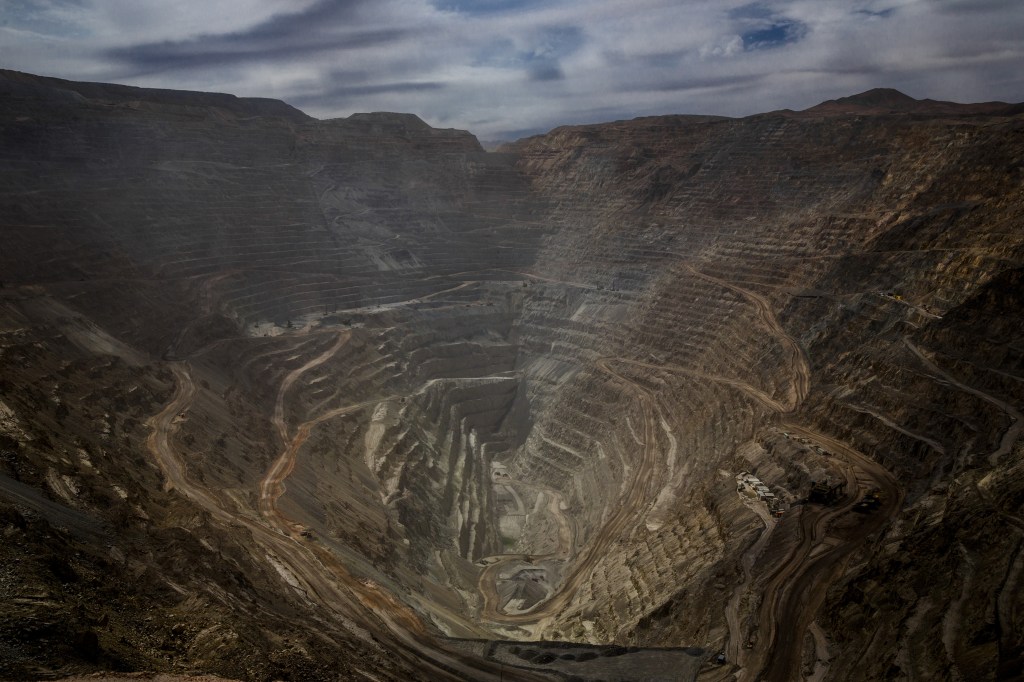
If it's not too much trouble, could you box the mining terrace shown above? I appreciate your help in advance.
[1,71,1023,681]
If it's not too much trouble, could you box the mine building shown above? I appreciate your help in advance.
[736,472,783,514]
[808,480,845,505]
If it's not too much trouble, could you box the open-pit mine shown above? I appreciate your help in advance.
[1,70,1023,682]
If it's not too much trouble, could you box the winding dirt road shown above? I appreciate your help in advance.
[478,356,664,625]
[147,359,548,681]
[272,331,350,445]
[477,312,794,628]
[608,357,791,413]
[259,398,383,533]
[723,498,776,667]
[476,484,573,625]
[148,259,907,680]
[616,268,902,680]
[749,423,903,682]
[685,264,811,407]
[476,263,880,682]
[904,337,1022,466]
[673,266,904,680]
[260,329,353,526]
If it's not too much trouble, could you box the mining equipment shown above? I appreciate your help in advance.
[854,487,884,513]
[808,480,845,505]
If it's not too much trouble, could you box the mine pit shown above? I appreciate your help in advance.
[0,71,1022,682]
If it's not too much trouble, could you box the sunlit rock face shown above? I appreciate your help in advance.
[1,69,1022,682]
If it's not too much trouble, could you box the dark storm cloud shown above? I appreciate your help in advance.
[854,8,896,19]
[221,0,369,39]
[728,3,777,21]
[639,73,766,94]
[433,0,542,15]
[105,0,406,74]
[108,28,408,73]
[528,63,564,81]
[523,25,582,81]
[930,0,1022,14]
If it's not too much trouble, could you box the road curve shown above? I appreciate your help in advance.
[259,399,381,531]
[723,499,776,667]
[477,267,814,639]
[258,337,506,643]
[272,331,350,444]
[750,422,903,682]
[609,357,790,413]
[615,267,902,680]
[478,357,663,625]
[149,265,905,681]
[904,337,1022,466]
[685,264,811,407]
[147,361,550,681]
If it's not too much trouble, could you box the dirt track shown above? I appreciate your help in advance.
[271,330,350,445]
[685,264,811,407]
[147,360,549,681]
[904,337,1022,466]
[477,265,899,682]
[749,423,903,682]
[657,268,901,680]
[722,498,776,667]
[148,264,903,680]
[478,356,663,625]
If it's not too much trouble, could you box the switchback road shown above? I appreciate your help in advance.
[147,360,550,681]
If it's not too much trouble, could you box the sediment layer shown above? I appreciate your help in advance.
[1,72,1022,681]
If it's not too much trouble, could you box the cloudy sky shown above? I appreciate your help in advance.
[3,0,1023,138]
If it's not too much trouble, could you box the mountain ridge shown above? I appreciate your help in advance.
[804,86,1021,116]
[6,68,1021,143]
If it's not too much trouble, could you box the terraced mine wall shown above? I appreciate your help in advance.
[1,70,1022,681]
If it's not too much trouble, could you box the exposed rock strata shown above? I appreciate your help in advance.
[0,70,1022,681]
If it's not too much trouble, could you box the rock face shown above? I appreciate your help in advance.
[0,70,1022,682]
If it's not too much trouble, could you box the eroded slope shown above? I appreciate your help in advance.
[1,71,1022,681]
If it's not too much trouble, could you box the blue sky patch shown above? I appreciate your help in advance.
[742,20,807,50]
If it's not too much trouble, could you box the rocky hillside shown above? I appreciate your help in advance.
[0,70,1022,681]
